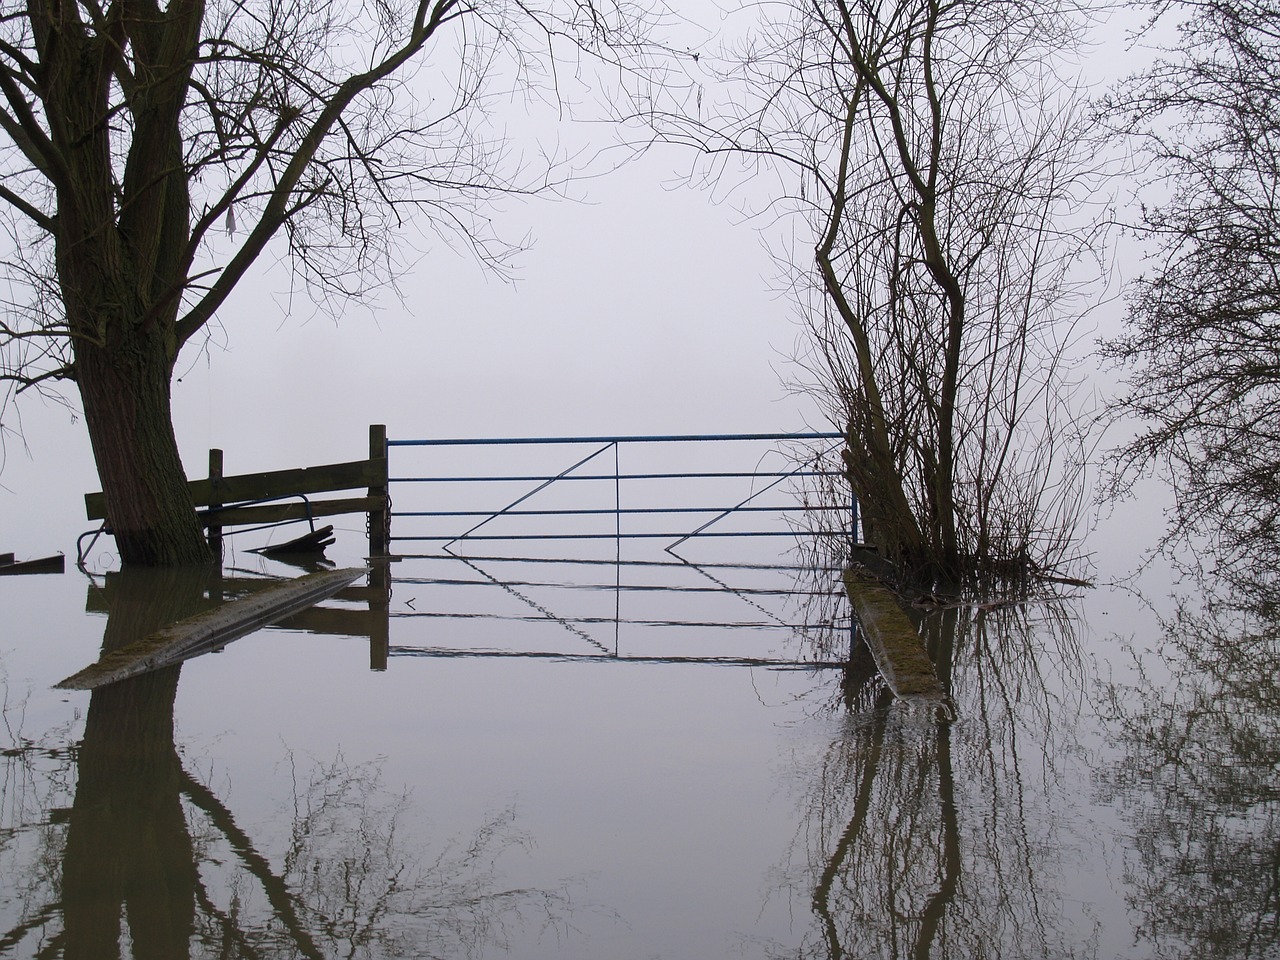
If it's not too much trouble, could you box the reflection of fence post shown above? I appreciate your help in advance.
[368,561,390,671]
[208,448,224,560]
[368,424,388,557]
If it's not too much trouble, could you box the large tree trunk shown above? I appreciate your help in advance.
[37,0,210,567]
[76,328,211,567]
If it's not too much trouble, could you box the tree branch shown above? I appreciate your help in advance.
[174,0,464,350]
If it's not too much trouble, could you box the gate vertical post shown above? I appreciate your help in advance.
[368,424,389,557]
[208,448,224,561]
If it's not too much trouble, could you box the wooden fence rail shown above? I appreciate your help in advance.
[85,424,390,557]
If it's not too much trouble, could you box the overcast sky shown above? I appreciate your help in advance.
[0,0,1165,567]
[1,139,830,560]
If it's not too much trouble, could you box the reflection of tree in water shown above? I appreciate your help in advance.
[0,672,78,955]
[777,601,1094,959]
[0,568,572,959]
[1097,590,1280,960]
[184,754,558,959]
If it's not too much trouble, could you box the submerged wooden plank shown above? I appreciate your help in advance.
[56,568,364,690]
[843,570,946,705]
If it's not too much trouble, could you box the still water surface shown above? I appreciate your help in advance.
[1,535,1275,959]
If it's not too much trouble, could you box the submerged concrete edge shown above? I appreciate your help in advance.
[843,570,946,704]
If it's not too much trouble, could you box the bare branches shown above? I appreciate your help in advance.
[644,0,1106,583]
[0,0,667,562]
[0,0,665,375]
[0,181,52,232]
[171,0,471,345]
[1102,0,1280,575]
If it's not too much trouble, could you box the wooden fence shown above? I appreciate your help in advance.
[85,424,390,557]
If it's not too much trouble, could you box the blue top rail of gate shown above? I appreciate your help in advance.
[386,431,844,447]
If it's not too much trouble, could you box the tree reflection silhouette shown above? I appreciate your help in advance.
[1,567,573,959]
[784,601,1090,959]
[1099,588,1280,959]
[62,568,210,959]
[62,664,196,958]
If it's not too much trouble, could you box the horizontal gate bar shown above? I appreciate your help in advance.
[393,504,849,518]
[391,576,840,596]
[392,531,814,541]
[391,554,837,571]
[388,431,842,447]
[389,647,851,669]
[392,470,841,483]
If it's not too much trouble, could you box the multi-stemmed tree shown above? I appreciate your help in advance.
[646,0,1106,582]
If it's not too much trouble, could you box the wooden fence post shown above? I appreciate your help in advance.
[368,424,388,557]
[368,423,390,667]
[208,448,224,560]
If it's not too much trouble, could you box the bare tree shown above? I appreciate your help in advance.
[645,0,1107,583]
[1101,0,1280,578]
[0,0,653,565]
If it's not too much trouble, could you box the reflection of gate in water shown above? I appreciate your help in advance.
[384,433,859,665]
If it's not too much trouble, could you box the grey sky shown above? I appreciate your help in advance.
[1,146,823,561]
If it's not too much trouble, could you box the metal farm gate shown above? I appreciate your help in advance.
[381,432,859,666]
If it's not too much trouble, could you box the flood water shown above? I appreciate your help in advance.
[1,522,1277,959]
